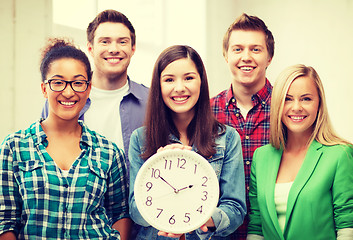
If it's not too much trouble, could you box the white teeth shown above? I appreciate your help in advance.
[240,66,254,71]
[290,116,305,120]
[173,96,188,101]
[60,101,75,106]
[106,58,120,63]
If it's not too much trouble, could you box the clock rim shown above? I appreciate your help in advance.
[134,148,220,234]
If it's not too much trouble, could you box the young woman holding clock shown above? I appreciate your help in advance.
[129,45,246,239]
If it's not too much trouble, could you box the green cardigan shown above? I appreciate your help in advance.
[248,140,353,240]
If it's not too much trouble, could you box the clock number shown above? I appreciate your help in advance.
[197,205,203,214]
[156,208,163,218]
[164,159,172,170]
[169,215,176,225]
[151,168,160,179]
[146,182,153,192]
[177,158,186,169]
[201,191,208,201]
[183,213,191,223]
[146,196,152,206]
[202,176,208,187]
[194,164,197,174]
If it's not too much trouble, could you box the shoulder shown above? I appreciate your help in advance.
[129,80,149,98]
[1,121,40,147]
[81,122,121,153]
[130,126,146,143]
[253,144,278,158]
[210,89,228,103]
[222,125,238,137]
[320,143,353,159]
[216,125,241,145]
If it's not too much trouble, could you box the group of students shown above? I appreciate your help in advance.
[0,8,352,240]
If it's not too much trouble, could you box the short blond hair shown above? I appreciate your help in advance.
[270,64,351,149]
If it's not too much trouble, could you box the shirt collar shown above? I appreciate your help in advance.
[126,76,146,101]
[29,120,48,146]
[226,78,273,108]
[30,119,92,149]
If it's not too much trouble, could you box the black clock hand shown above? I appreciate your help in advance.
[177,185,193,192]
[159,176,178,193]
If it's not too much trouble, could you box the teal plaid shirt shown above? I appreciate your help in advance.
[0,120,129,239]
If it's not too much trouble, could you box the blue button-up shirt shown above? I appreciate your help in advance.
[128,125,246,240]
[0,120,129,239]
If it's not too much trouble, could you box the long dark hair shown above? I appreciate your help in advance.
[141,45,225,160]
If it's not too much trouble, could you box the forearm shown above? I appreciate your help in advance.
[0,231,16,240]
[112,218,132,240]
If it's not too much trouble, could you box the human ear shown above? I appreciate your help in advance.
[87,42,94,57]
[41,82,48,99]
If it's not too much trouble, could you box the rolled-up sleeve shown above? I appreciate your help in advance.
[333,145,353,229]
[0,139,22,235]
[105,145,130,224]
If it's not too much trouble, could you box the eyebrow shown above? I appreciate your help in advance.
[161,72,197,78]
[49,74,87,79]
[286,93,313,97]
[98,36,131,41]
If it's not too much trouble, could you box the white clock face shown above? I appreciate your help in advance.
[134,149,219,234]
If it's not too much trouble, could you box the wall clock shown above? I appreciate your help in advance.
[134,149,219,234]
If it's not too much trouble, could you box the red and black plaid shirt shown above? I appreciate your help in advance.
[210,79,272,240]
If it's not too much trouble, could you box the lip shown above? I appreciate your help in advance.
[104,57,123,64]
[288,115,307,122]
[171,95,190,104]
[238,65,256,73]
[59,100,78,107]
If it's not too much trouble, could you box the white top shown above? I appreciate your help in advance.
[274,181,293,233]
[84,82,129,151]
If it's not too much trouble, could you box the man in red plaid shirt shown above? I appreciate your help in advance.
[211,13,275,240]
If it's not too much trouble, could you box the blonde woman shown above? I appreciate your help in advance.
[247,64,353,240]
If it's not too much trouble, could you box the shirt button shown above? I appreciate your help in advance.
[232,98,235,103]
[245,135,250,140]
[64,184,69,188]
[247,186,250,191]
[246,161,250,165]
[236,113,239,117]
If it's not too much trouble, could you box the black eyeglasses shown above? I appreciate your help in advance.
[44,79,90,92]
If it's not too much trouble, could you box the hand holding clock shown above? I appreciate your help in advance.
[157,219,215,238]
[134,144,219,235]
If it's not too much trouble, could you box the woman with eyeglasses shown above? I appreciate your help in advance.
[0,38,130,239]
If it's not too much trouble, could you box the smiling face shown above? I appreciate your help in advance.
[87,22,135,79]
[225,30,272,93]
[281,76,320,139]
[41,58,91,122]
[160,58,201,120]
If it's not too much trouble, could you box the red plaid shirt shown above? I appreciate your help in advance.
[210,79,272,240]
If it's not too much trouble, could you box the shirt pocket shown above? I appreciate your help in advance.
[16,160,47,205]
[207,147,225,179]
[85,161,108,212]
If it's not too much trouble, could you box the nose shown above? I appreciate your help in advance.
[61,83,75,98]
[108,42,120,54]
[174,79,185,92]
[292,100,303,111]
[241,49,251,62]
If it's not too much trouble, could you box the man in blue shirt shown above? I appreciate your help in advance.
[42,10,149,172]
